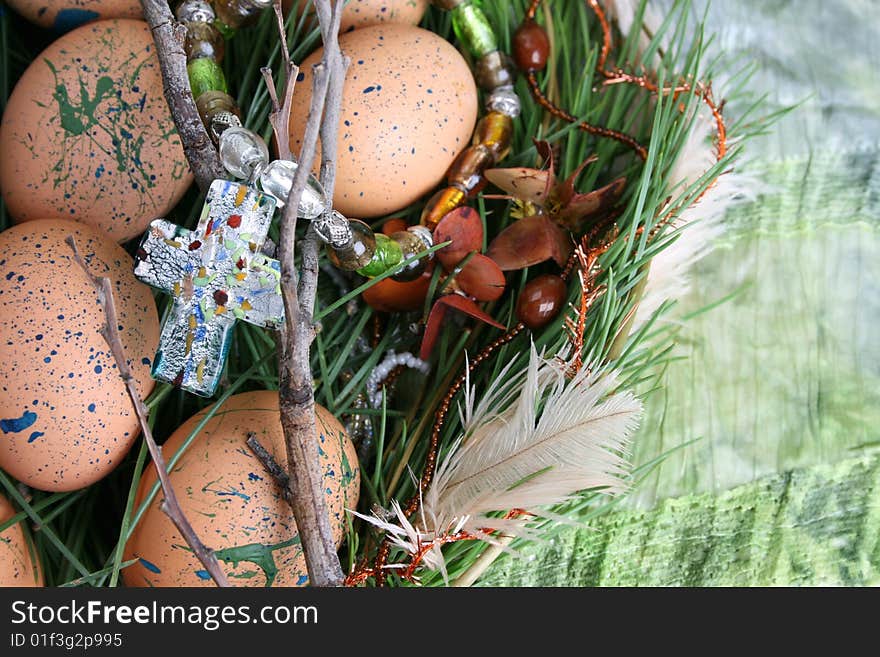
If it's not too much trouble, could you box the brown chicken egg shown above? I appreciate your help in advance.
[289,23,478,218]
[0,494,43,587]
[0,220,159,492]
[5,0,141,30]
[0,19,191,243]
[123,391,360,587]
[285,0,428,33]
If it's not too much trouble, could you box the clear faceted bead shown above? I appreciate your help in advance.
[218,126,269,180]
[258,159,326,219]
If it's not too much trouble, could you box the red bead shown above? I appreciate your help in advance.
[513,20,550,72]
[516,274,567,329]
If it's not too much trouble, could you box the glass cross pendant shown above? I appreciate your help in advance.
[134,179,283,397]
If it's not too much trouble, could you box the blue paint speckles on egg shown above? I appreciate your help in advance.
[139,558,162,573]
[52,8,99,32]
[27,431,44,443]
[296,574,308,585]
[87,403,96,413]
[194,570,211,580]
[0,411,37,433]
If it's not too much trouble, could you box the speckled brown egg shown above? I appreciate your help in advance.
[0,220,159,492]
[0,494,43,587]
[289,24,477,218]
[5,0,141,30]
[123,391,360,587]
[285,0,428,33]
[0,19,192,243]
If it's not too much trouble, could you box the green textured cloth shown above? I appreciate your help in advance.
[482,0,879,586]
[479,454,880,586]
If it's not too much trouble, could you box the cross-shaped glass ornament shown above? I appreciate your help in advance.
[134,179,283,397]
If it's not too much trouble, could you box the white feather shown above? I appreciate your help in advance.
[634,119,759,330]
[354,345,642,578]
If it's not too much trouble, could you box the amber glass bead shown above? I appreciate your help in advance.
[327,219,378,272]
[516,274,567,329]
[447,144,492,196]
[513,19,550,72]
[432,0,467,9]
[420,186,466,230]
[390,227,432,282]
[473,111,513,163]
[474,50,516,90]
[195,90,241,140]
[213,0,271,35]
[184,21,225,62]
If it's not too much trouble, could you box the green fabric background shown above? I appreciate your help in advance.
[482,0,880,586]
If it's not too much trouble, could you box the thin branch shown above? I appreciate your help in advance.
[66,236,229,587]
[272,0,349,587]
[140,0,225,191]
[263,0,300,162]
[246,432,293,508]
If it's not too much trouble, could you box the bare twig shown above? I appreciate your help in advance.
[262,1,299,162]
[246,432,293,507]
[270,0,350,587]
[140,0,225,191]
[66,236,229,588]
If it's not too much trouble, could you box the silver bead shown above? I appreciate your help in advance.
[218,126,269,180]
[313,210,353,249]
[258,159,327,219]
[175,0,214,23]
[485,85,522,118]
[209,111,241,144]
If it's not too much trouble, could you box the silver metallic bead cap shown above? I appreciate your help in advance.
[485,85,522,118]
[175,0,215,23]
[209,111,242,144]
[313,211,354,249]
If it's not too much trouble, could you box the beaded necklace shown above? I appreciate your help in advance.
[133,0,520,396]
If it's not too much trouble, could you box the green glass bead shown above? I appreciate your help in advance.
[451,1,498,58]
[356,233,404,278]
[187,58,227,98]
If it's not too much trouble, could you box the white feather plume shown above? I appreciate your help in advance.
[633,120,758,330]
[353,346,643,577]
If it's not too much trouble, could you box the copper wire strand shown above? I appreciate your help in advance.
[354,325,525,585]
[527,0,728,167]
